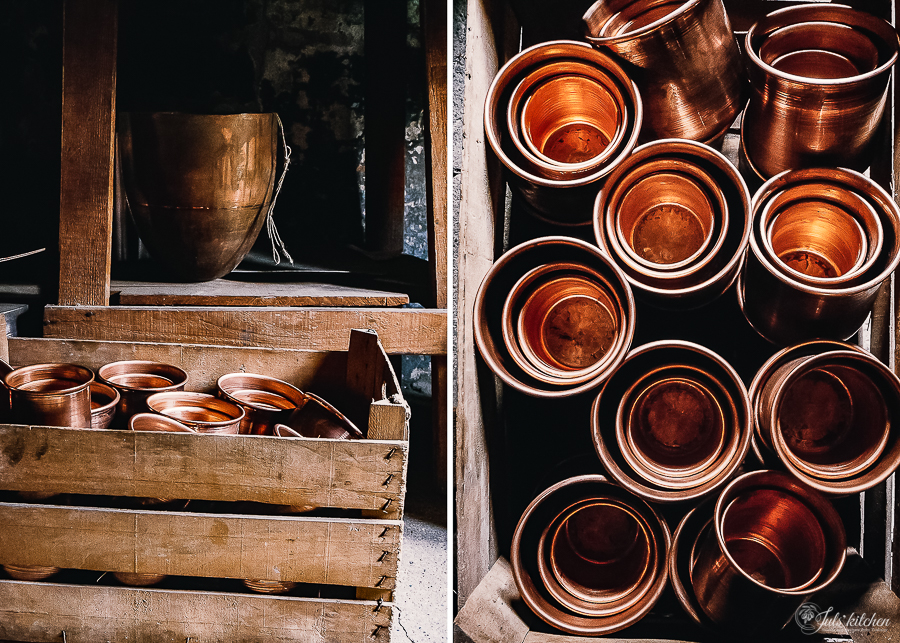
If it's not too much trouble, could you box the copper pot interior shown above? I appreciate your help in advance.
[218,373,303,411]
[146,392,243,434]
[6,363,93,393]
[99,361,188,391]
[720,487,826,591]
[758,21,880,78]
[129,412,195,433]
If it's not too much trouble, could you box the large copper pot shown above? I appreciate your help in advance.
[99,360,189,429]
[583,0,747,144]
[739,168,900,344]
[511,475,670,635]
[217,373,306,436]
[742,4,899,178]
[145,391,244,434]
[690,470,845,633]
[118,112,278,281]
[5,363,94,428]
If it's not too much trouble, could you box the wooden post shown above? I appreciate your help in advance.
[58,0,118,306]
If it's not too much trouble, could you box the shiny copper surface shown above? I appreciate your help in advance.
[242,579,298,594]
[217,373,305,435]
[274,423,302,437]
[114,572,166,587]
[2,565,59,581]
[119,112,278,281]
[99,360,188,429]
[743,5,899,177]
[690,471,845,632]
[5,363,94,428]
[129,412,195,433]
[475,237,636,398]
[280,392,363,440]
[592,341,751,503]
[510,475,670,635]
[594,139,751,309]
[146,391,244,435]
[583,0,746,143]
[668,503,721,631]
[484,41,642,224]
[739,168,900,344]
[89,381,120,430]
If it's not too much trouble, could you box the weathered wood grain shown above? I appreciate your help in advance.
[58,0,117,306]
[43,305,448,355]
[0,581,392,642]
[0,503,401,589]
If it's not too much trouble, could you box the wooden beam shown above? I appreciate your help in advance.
[0,581,393,642]
[43,305,448,355]
[58,0,118,306]
[0,503,401,589]
[0,426,407,518]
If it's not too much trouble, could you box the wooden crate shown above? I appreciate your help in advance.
[455,0,900,640]
[0,329,407,642]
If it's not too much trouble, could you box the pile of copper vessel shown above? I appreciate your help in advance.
[478,0,900,636]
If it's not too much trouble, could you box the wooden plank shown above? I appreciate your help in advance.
[0,581,392,642]
[346,329,388,430]
[8,337,348,393]
[0,503,401,589]
[368,400,410,442]
[111,279,410,307]
[43,305,448,355]
[0,426,407,517]
[454,558,530,643]
[58,0,117,307]
[433,354,448,489]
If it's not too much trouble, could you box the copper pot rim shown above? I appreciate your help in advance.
[501,262,628,384]
[5,363,94,395]
[767,350,900,495]
[615,366,739,489]
[507,62,629,175]
[216,372,307,412]
[484,40,642,189]
[583,0,704,45]
[475,236,636,398]
[749,167,900,297]
[712,470,846,594]
[90,381,121,416]
[745,4,899,87]
[98,360,189,393]
[129,412,196,433]
[274,423,303,437]
[669,502,721,631]
[510,474,671,635]
[605,156,729,279]
[592,340,752,503]
[594,139,751,299]
[145,391,245,428]
[758,180,882,286]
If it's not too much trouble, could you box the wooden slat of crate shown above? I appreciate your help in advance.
[0,427,406,516]
[43,305,448,354]
[0,503,401,589]
[0,581,392,642]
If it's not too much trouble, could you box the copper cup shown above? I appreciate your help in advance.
[90,382,120,430]
[99,360,188,429]
[583,0,747,144]
[145,391,244,435]
[5,363,94,428]
[485,41,642,225]
[739,167,900,345]
[668,502,720,632]
[511,475,670,635]
[2,564,60,581]
[758,349,900,495]
[742,4,900,178]
[592,341,752,503]
[690,470,845,633]
[594,139,751,309]
[217,373,306,435]
[475,236,636,398]
[114,572,166,587]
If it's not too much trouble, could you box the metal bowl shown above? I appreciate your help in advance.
[145,391,244,435]
[217,373,306,435]
[99,360,188,429]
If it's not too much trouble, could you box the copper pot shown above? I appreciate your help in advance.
[594,139,751,309]
[742,4,899,178]
[114,572,166,587]
[485,41,642,225]
[583,0,747,143]
[690,470,845,633]
[511,475,670,635]
[475,237,636,398]
[5,363,94,428]
[668,502,721,632]
[90,381,120,430]
[2,564,60,581]
[118,112,279,281]
[739,167,900,344]
[758,348,900,495]
[217,373,307,435]
[242,579,298,594]
[592,341,752,503]
[278,392,363,440]
[99,360,188,429]
[145,391,244,435]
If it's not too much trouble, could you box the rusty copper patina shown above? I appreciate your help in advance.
[584,0,747,144]
[99,360,188,429]
[145,391,244,435]
[5,363,94,429]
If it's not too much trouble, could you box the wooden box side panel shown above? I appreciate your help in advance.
[0,581,392,643]
[0,504,402,589]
